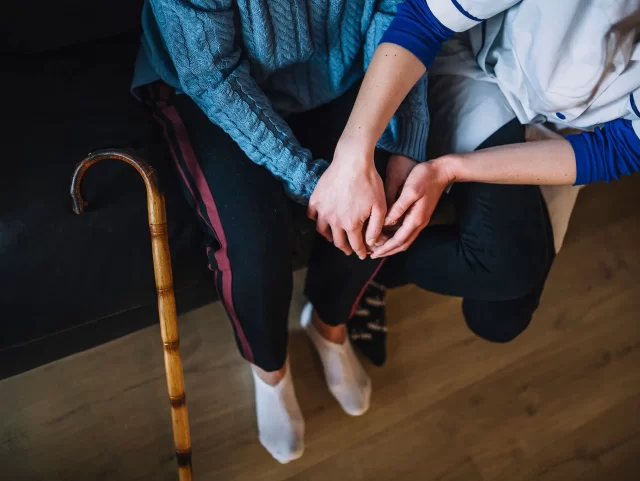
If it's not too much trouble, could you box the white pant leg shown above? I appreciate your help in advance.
[427,35,517,156]
[427,73,516,158]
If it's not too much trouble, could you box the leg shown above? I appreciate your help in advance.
[153,91,303,462]
[293,86,388,328]
[381,120,555,341]
[292,88,391,366]
[287,88,388,412]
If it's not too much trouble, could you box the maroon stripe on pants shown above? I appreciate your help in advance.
[349,259,387,319]
[158,104,255,364]
[152,112,214,234]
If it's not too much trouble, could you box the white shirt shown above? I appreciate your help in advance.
[428,0,640,134]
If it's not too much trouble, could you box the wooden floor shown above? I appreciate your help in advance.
[2,177,640,481]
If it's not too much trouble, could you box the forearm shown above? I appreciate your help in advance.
[339,43,426,157]
[151,0,325,202]
[199,67,327,201]
[439,119,640,186]
[441,139,578,185]
[344,0,526,158]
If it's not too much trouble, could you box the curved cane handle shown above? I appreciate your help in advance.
[70,150,193,481]
[70,149,165,224]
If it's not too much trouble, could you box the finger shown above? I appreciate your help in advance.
[347,225,368,260]
[316,217,333,243]
[374,199,430,257]
[375,229,421,258]
[374,231,390,247]
[370,221,415,258]
[333,229,353,256]
[372,201,426,258]
[307,204,318,221]
[384,187,419,226]
[365,205,385,247]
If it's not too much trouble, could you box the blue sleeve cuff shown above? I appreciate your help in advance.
[378,115,429,161]
[567,119,640,185]
[380,0,454,69]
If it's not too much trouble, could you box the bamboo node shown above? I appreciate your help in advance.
[149,223,168,236]
[175,449,193,467]
[170,394,187,407]
[164,340,180,352]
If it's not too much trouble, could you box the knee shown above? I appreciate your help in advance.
[236,240,293,291]
[467,316,532,343]
[463,301,533,343]
[212,220,294,295]
[461,239,550,300]
[489,254,547,300]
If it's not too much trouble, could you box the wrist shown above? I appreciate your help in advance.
[429,154,460,186]
[334,136,376,167]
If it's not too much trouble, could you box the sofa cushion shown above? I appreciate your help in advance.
[0,32,211,360]
[1,0,145,53]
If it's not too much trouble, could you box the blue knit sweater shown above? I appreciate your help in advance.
[133,0,429,202]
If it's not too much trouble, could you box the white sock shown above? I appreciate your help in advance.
[252,361,305,464]
[301,303,372,416]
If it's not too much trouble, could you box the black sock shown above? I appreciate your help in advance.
[348,282,387,366]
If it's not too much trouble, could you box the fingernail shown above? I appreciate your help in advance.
[370,254,378,259]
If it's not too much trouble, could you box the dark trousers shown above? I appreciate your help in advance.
[150,84,554,372]
[377,120,555,342]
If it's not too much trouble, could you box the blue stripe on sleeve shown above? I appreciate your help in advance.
[630,93,640,118]
[566,119,640,185]
[451,0,484,21]
[380,0,454,69]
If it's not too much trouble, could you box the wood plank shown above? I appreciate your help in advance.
[1,175,639,481]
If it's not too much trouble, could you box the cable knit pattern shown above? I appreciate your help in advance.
[134,0,429,202]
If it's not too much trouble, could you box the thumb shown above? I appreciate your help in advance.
[384,186,419,226]
[366,203,386,247]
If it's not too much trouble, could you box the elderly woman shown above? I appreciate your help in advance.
[132,0,429,463]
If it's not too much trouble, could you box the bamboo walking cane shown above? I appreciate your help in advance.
[70,149,193,481]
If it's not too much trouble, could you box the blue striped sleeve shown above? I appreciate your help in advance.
[566,119,640,185]
[380,0,454,69]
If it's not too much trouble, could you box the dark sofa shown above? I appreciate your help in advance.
[0,0,205,379]
[0,0,315,379]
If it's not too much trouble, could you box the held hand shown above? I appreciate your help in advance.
[371,159,453,259]
[308,149,386,260]
[385,154,417,208]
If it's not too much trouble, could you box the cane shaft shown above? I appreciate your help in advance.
[150,219,192,481]
[71,150,193,481]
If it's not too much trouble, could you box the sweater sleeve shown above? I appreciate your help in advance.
[149,0,327,203]
[381,0,521,69]
[365,0,430,162]
[566,119,640,185]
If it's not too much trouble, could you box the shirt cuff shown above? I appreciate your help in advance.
[566,119,640,186]
[287,158,329,204]
[380,0,454,69]
[566,133,591,186]
[378,115,429,162]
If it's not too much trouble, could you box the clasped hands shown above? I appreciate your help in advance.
[308,145,453,260]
